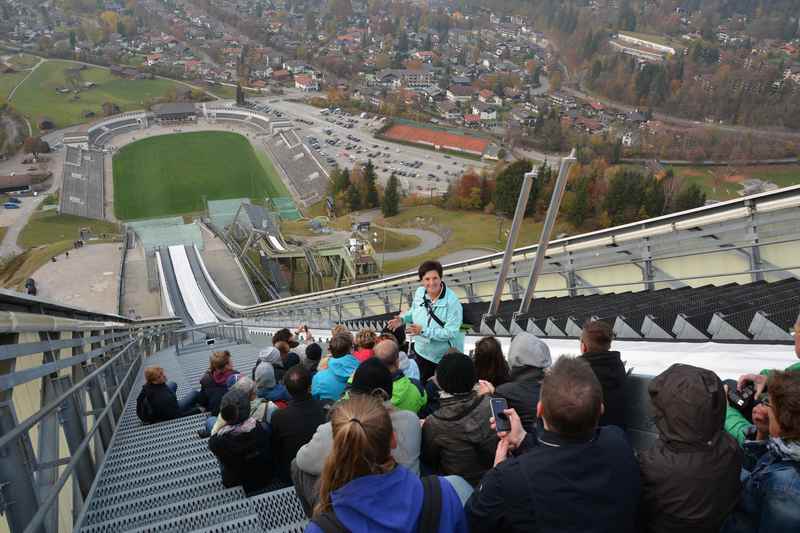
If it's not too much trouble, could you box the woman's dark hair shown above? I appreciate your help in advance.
[473,336,510,387]
[417,260,443,280]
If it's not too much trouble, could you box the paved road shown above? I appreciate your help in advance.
[379,227,444,262]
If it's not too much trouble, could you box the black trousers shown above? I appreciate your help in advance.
[415,352,438,383]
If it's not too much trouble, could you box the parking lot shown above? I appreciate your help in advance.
[250,97,490,196]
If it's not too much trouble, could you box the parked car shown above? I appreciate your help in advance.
[6,197,21,204]
[3,203,20,209]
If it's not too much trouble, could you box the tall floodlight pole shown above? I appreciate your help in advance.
[481,167,539,335]
[516,148,577,317]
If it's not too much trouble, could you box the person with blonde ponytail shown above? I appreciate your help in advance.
[307,395,468,533]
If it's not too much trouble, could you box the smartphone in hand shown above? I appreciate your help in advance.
[490,397,511,433]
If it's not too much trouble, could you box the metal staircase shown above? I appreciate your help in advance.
[75,337,308,533]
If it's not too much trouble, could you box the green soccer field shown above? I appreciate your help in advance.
[112,132,290,220]
[10,60,186,134]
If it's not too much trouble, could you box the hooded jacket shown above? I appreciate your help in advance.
[495,366,545,432]
[311,354,359,401]
[722,437,800,533]
[579,350,627,428]
[208,420,272,494]
[391,370,427,414]
[401,285,464,364]
[305,466,468,533]
[421,392,498,486]
[199,369,237,416]
[638,364,743,533]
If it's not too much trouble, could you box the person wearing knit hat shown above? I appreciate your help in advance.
[350,357,393,399]
[208,376,268,437]
[422,352,498,487]
[436,352,478,394]
[303,342,323,377]
[495,333,552,432]
[254,361,290,404]
[208,387,272,494]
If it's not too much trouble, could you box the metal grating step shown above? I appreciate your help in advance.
[106,430,200,458]
[122,500,256,533]
[82,485,245,527]
[102,438,211,472]
[250,487,308,531]
[101,447,216,479]
[106,433,208,464]
[87,470,224,512]
[114,413,206,442]
[94,455,218,496]
[190,513,264,533]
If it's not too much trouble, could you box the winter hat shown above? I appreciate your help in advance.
[257,346,281,365]
[305,343,322,362]
[219,388,251,425]
[436,352,477,394]
[351,358,393,399]
[254,362,277,391]
[508,333,552,370]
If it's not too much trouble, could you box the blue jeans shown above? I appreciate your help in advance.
[167,382,200,413]
[205,416,216,433]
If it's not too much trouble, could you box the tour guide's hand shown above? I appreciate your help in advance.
[387,316,403,331]
[406,324,422,336]
[490,408,525,449]
[477,379,495,396]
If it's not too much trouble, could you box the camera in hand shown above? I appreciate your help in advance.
[728,382,756,412]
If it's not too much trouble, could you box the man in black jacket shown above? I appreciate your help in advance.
[579,320,627,428]
[270,365,327,483]
[465,356,640,533]
[136,366,200,424]
[495,332,551,432]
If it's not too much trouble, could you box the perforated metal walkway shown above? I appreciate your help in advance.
[75,341,308,532]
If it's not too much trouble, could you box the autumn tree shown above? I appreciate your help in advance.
[23,137,50,158]
[382,173,400,217]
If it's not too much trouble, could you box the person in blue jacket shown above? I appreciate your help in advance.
[388,260,464,382]
[306,394,468,533]
[311,333,359,402]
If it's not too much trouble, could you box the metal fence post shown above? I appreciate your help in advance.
[84,362,113,452]
[37,332,61,533]
[52,377,96,500]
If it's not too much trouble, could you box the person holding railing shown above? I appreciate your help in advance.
[388,261,465,383]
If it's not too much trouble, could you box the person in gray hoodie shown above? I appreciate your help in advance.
[291,358,421,516]
[494,333,552,432]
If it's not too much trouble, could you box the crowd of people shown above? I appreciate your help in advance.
[134,260,800,532]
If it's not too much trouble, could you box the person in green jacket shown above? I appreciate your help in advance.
[374,336,427,414]
[725,317,800,445]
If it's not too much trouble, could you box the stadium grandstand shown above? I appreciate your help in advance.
[6,140,800,533]
[59,146,105,219]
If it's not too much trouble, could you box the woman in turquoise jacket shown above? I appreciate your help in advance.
[388,261,464,382]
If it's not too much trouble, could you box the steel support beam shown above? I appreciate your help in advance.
[485,168,537,319]
[52,376,95,500]
[37,332,60,533]
[518,148,577,315]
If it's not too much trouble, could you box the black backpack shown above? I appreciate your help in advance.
[311,475,443,533]
[136,389,156,424]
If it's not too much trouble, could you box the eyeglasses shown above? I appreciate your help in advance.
[758,397,772,408]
